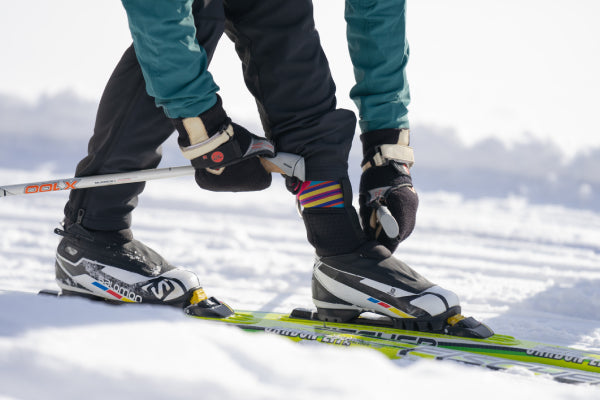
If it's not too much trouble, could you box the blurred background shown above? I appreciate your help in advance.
[1,0,599,210]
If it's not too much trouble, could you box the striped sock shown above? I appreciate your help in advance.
[297,181,344,208]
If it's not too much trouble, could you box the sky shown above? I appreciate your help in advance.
[1,1,599,157]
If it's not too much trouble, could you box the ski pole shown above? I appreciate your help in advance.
[0,152,305,198]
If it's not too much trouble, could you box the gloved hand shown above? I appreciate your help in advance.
[172,95,275,192]
[358,128,418,253]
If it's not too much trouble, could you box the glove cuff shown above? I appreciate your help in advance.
[360,128,414,170]
[172,95,274,169]
[173,95,231,149]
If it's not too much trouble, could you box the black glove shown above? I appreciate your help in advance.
[172,95,275,192]
[359,129,418,253]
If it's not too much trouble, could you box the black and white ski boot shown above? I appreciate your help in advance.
[293,177,492,338]
[54,220,232,316]
[311,241,492,338]
[312,242,456,320]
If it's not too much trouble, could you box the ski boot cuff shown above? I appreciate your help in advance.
[301,206,366,257]
[57,217,133,245]
[291,177,366,256]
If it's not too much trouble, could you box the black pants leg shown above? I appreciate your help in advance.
[223,0,357,181]
[224,0,364,256]
[64,1,226,231]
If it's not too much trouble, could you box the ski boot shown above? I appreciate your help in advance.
[293,178,493,338]
[312,241,493,338]
[54,219,232,317]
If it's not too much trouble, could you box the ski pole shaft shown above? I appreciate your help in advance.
[1,152,305,198]
[0,166,194,198]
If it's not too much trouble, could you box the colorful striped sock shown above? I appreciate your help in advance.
[297,181,344,208]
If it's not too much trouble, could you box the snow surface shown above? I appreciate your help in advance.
[1,167,600,399]
[2,1,600,394]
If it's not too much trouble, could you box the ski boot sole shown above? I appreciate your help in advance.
[303,306,493,339]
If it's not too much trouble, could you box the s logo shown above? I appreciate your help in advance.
[143,279,176,300]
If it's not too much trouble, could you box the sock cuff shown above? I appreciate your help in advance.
[297,181,344,208]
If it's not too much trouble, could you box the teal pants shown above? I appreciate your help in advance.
[121,0,219,118]
[345,0,410,133]
[121,0,410,131]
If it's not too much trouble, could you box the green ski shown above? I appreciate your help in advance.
[186,307,600,385]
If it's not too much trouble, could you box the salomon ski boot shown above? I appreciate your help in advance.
[311,241,492,338]
[291,178,492,338]
[54,220,232,316]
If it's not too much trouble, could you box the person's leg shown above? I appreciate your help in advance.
[55,0,230,308]
[220,1,480,334]
[63,45,173,230]
[223,0,356,182]
[345,0,410,133]
[223,0,364,258]
[64,0,226,231]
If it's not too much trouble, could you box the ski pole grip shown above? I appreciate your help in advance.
[260,153,305,181]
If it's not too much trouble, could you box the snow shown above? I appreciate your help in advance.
[2,1,600,394]
[1,167,600,398]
